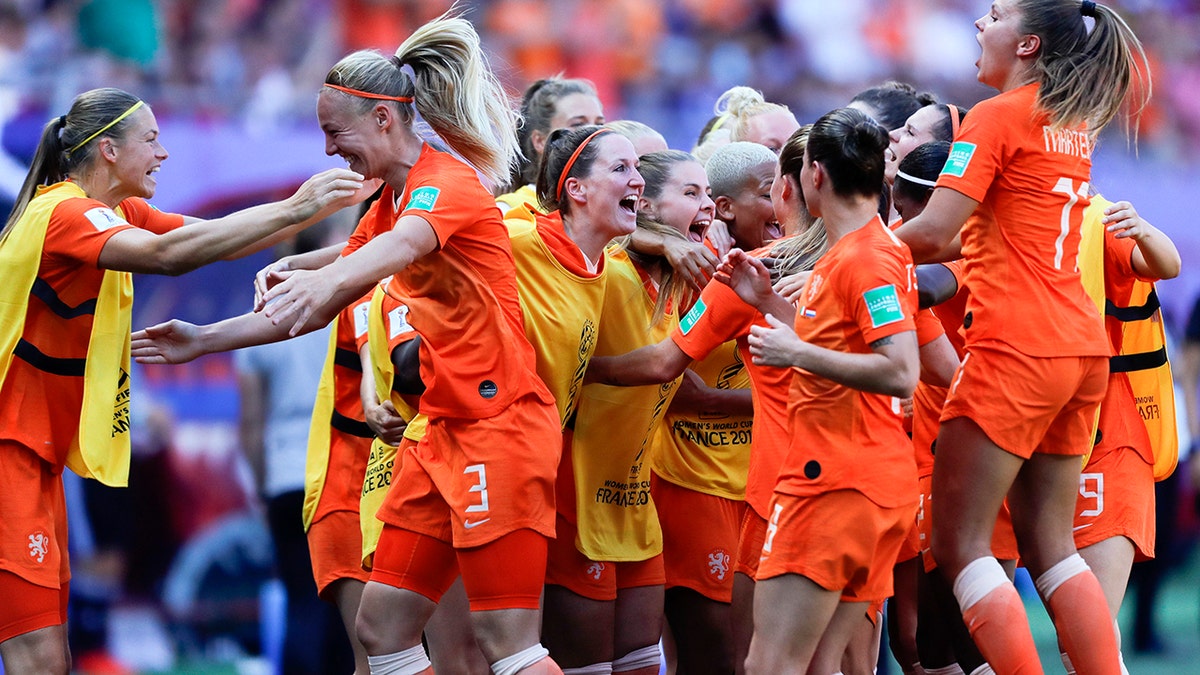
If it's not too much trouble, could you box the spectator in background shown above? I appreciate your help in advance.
[235,226,352,675]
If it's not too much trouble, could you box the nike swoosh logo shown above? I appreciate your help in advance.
[464,518,491,529]
[1072,523,1093,532]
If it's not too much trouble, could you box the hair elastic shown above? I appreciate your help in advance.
[896,170,937,188]
[66,100,144,157]
[324,83,413,103]
[947,105,961,138]
[1080,0,1097,17]
[555,128,613,202]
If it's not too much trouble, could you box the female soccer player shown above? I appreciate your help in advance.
[894,2,1151,672]
[718,107,919,675]
[0,87,360,674]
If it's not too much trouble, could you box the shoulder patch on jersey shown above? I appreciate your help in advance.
[941,142,976,179]
[388,304,414,339]
[352,301,371,338]
[864,284,904,329]
[679,298,707,335]
[405,186,440,212]
[84,207,127,232]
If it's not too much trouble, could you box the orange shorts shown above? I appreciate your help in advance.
[308,509,370,598]
[1074,445,1155,560]
[0,440,68,591]
[735,507,768,579]
[919,474,1020,573]
[545,514,665,601]
[652,474,745,603]
[371,525,547,611]
[0,570,68,643]
[758,490,915,604]
[941,344,1107,459]
[377,394,561,548]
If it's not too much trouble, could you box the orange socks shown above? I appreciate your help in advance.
[952,558,1043,675]
[1035,555,1120,675]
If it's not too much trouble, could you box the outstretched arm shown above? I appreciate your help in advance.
[132,310,303,364]
[586,338,694,386]
[261,216,440,336]
[98,168,364,275]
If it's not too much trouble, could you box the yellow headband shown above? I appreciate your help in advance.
[66,100,145,157]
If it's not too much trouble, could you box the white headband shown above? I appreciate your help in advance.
[896,170,936,187]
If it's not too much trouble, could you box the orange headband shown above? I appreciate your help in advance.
[947,104,961,138]
[324,83,413,103]
[555,128,613,202]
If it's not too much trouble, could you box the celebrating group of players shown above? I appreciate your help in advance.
[0,2,1180,675]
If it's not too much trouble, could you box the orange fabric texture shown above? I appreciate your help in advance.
[0,440,69,590]
[778,217,918,507]
[1044,572,1122,675]
[386,145,552,419]
[757,490,914,604]
[370,526,547,611]
[1073,444,1155,559]
[457,528,548,611]
[960,584,1042,674]
[936,83,1107,358]
[309,303,375,525]
[941,345,1107,459]
[651,474,744,602]
[376,394,560,548]
[671,263,791,520]
[0,189,181,466]
[0,569,67,642]
[307,509,370,596]
[734,507,768,579]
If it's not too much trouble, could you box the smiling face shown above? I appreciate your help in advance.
[572,134,644,240]
[110,105,167,199]
[642,159,715,243]
[317,91,393,180]
[722,160,779,250]
[886,105,942,182]
[974,0,1032,91]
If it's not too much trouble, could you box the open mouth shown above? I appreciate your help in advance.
[765,221,783,241]
[688,220,710,243]
[619,195,638,214]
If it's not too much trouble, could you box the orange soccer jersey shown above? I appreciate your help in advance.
[776,216,918,508]
[387,145,552,419]
[0,190,182,466]
[937,83,1107,359]
[671,256,791,521]
[376,145,558,549]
